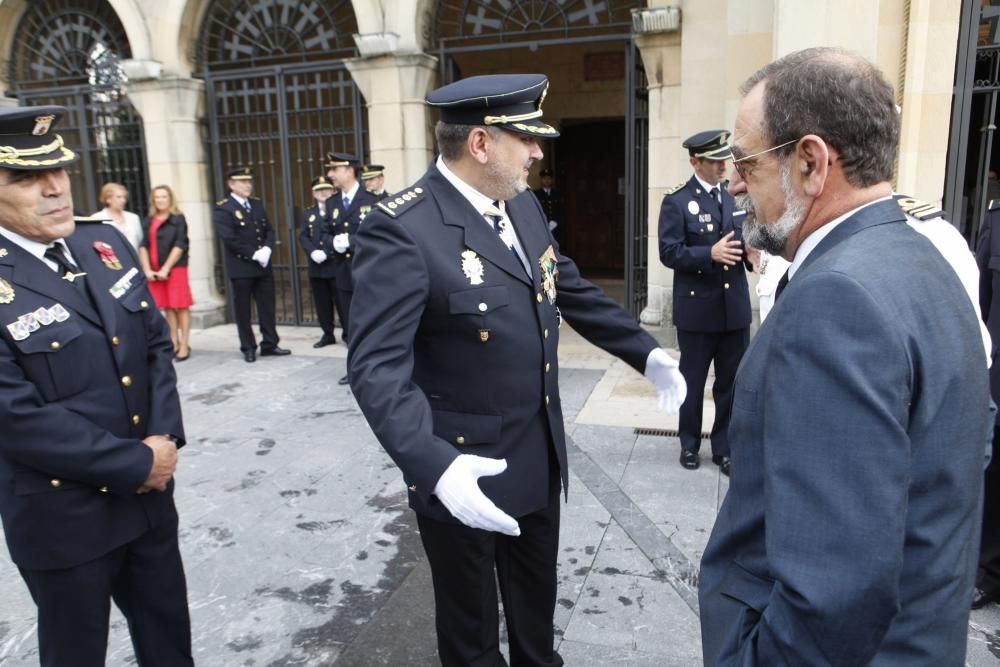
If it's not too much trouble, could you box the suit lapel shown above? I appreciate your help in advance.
[506,194,544,285]
[721,189,734,232]
[66,233,119,335]
[428,168,532,285]
[4,242,101,325]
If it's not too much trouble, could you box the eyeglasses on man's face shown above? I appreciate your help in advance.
[730,138,800,181]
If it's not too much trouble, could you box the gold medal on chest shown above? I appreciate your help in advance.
[0,277,13,304]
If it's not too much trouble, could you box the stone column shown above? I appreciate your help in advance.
[124,72,226,327]
[345,53,439,190]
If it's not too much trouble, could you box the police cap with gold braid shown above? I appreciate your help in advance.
[683,130,733,162]
[0,105,77,170]
[426,74,560,138]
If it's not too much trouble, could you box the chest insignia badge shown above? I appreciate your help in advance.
[479,329,490,343]
[309,214,316,222]
[706,223,714,232]
[539,245,559,305]
[93,241,123,270]
[461,250,485,286]
[0,277,14,304]
[333,208,340,220]
[688,201,700,215]
[234,210,243,221]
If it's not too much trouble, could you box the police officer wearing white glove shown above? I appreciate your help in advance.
[298,175,341,348]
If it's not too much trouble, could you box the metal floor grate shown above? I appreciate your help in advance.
[634,427,711,438]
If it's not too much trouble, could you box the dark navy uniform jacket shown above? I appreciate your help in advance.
[328,188,379,290]
[298,203,337,280]
[348,164,657,523]
[213,195,274,280]
[658,175,751,332]
[0,221,183,570]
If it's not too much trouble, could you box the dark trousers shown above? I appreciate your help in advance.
[980,425,1000,594]
[18,509,192,667]
[231,275,279,352]
[676,327,749,456]
[416,467,564,667]
[334,287,352,345]
[309,276,338,339]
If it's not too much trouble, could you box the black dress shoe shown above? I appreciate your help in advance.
[972,587,999,610]
[243,350,256,363]
[259,346,292,357]
[312,336,337,349]
[712,455,731,477]
[337,375,350,385]
[679,450,699,470]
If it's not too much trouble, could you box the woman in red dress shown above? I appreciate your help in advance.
[139,185,195,360]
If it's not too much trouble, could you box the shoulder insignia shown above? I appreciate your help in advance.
[250,196,261,201]
[990,199,1000,212]
[894,194,943,221]
[216,199,228,206]
[376,187,426,219]
[664,182,686,197]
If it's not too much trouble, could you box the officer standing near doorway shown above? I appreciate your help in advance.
[213,167,291,362]
[362,164,388,201]
[299,175,340,348]
[325,152,378,384]
[658,130,751,475]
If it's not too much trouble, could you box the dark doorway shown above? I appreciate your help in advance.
[557,120,626,276]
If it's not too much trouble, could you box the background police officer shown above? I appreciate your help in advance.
[348,74,686,667]
[325,152,378,384]
[533,167,562,242]
[299,175,340,348]
[0,105,192,665]
[212,167,290,362]
[658,130,751,475]
[361,164,388,201]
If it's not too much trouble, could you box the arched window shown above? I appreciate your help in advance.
[197,0,357,72]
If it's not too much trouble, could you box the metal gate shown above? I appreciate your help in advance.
[17,86,150,217]
[203,63,367,325]
[624,41,649,319]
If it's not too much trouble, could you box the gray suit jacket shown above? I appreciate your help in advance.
[698,198,992,665]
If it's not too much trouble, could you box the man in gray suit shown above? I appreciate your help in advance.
[698,47,993,665]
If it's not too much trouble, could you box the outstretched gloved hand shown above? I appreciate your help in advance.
[644,347,687,414]
[433,454,521,536]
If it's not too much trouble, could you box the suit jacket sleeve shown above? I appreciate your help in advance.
[213,206,258,259]
[171,215,190,253]
[739,271,909,665]
[658,195,713,272]
[299,211,318,254]
[347,211,461,500]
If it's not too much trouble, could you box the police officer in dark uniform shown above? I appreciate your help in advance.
[348,74,686,667]
[974,200,1000,609]
[533,167,562,242]
[658,130,751,475]
[0,106,193,665]
[325,152,378,384]
[299,175,340,348]
[212,167,290,362]
[361,163,388,201]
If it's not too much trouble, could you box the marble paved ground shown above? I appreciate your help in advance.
[1,325,999,665]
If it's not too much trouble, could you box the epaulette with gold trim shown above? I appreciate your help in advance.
[894,194,943,221]
[376,187,426,218]
[664,182,686,197]
[216,199,228,206]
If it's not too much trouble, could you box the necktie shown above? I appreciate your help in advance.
[709,187,719,204]
[343,196,351,211]
[774,269,790,301]
[484,202,515,254]
[243,201,252,215]
[44,244,90,300]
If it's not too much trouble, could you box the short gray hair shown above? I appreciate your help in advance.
[740,47,899,187]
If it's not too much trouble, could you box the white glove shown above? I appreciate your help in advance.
[310,249,327,264]
[644,347,687,414]
[252,246,272,268]
[333,233,350,254]
[433,454,520,536]
[548,220,558,231]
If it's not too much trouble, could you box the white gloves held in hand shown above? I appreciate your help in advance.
[333,233,350,254]
[251,246,272,268]
[310,249,327,264]
[433,454,520,536]
[644,348,687,414]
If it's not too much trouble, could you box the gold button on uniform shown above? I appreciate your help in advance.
[545,362,551,373]
[544,329,549,339]
[50,479,61,488]
[545,395,550,405]
[140,300,149,309]
[723,265,729,271]
[49,341,60,350]
[536,293,543,303]
[121,375,132,387]
[724,283,730,289]
[478,303,488,312]
[408,484,417,492]
[690,291,695,296]
[100,486,109,493]
[132,414,141,425]
[456,436,465,445]
[111,336,120,345]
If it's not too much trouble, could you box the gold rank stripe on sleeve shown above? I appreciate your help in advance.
[376,187,426,218]
[894,195,943,221]
[664,182,686,197]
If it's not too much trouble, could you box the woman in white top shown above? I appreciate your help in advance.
[94,182,143,249]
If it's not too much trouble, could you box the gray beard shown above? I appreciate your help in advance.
[739,161,805,257]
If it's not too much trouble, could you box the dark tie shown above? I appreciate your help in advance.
[243,201,252,215]
[343,196,351,211]
[484,202,524,269]
[45,244,92,303]
[709,187,719,204]
[774,269,790,301]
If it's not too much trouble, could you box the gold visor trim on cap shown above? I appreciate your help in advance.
[483,109,544,125]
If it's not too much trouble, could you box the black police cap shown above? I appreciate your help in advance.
[361,164,384,180]
[227,166,253,180]
[0,105,77,171]
[682,130,732,161]
[311,175,335,191]
[426,74,559,138]
[325,152,358,169]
